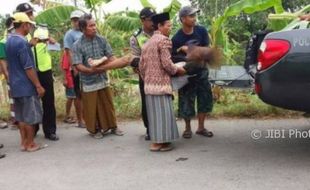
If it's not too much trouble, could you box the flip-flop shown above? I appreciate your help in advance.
[149,144,162,152]
[63,117,76,124]
[0,122,8,129]
[76,123,86,128]
[182,130,192,139]
[26,144,48,152]
[160,144,174,152]
[196,129,214,137]
[0,153,5,159]
[20,146,26,152]
[111,129,124,136]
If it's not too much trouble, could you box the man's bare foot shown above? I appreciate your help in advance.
[26,143,48,152]
[20,144,26,151]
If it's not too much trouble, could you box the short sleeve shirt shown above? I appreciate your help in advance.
[172,25,209,62]
[72,34,113,92]
[172,25,210,77]
[6,34,37,98]
[64,29,83,50]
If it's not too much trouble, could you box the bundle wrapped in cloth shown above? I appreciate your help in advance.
[171,46,222,90]
[183,46,222,75]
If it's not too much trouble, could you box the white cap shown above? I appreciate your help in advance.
[70,10,84,19]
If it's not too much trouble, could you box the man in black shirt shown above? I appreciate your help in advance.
[172,6,214,139]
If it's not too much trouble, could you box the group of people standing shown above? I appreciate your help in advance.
[0,2,215,156]
[0,2,61,156]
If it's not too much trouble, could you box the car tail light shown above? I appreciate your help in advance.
[257,39,290,71]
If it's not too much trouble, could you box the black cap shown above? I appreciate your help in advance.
[140,7,156,19]
[16,3,34,13]
[151,12,170,25]
[179,6,199,18]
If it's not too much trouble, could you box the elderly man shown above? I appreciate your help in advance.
[72,14,124,139]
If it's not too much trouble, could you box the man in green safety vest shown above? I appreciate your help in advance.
[129,7,156,141]
[32,24,59,141]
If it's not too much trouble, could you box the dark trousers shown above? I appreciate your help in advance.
[139,76,149,135]
[36,70,57,136]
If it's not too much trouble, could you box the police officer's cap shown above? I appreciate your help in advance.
[16,3,34,13]
[140,7,156,19]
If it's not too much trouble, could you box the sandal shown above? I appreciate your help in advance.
[196,129,214,137]
[182,130,192,139]
[160,143,173,152]
[20,145,26,152]
[26,144,48,152]
[149,144,162,152]
[76,123,86,128]
[0,153,5,159]
[111,128,124,136]
[63,117,76,124]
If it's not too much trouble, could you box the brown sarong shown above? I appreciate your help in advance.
[82,87,117,134]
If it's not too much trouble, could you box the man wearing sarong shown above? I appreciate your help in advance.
[72,14,124,139]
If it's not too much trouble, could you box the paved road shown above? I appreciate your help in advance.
[1,119,310,190]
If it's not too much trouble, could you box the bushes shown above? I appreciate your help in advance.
[0,79,301,121]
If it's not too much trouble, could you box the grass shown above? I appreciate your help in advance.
[210,88,301,119]
[0,77,302,121]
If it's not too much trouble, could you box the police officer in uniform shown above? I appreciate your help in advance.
[129,7,156,140]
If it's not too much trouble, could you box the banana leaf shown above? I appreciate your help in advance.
[211,0,285,48]
[105,15,140,32]
[268,4,310,31]
[35,5,78,28]
[139,0,156,10]
[163,0,182,18]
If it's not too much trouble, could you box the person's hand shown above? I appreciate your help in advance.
[63,79,68,87]
[88,57,108,67]
[299,14,310,21]
[177,45,189,54]
[88,58,94,66]
[48,37,56,44]
[176,67,187,76]
[73,67,79,76]
[3,71,8,81]
[29,38,39,46]
[36,86,45,98]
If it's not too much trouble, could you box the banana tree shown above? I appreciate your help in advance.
[30,0,63,10]
[35,5,79,39]
[105,0,181,32]
[211,0,284,48]
[84,0,113,19]
[208,0,285,65]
